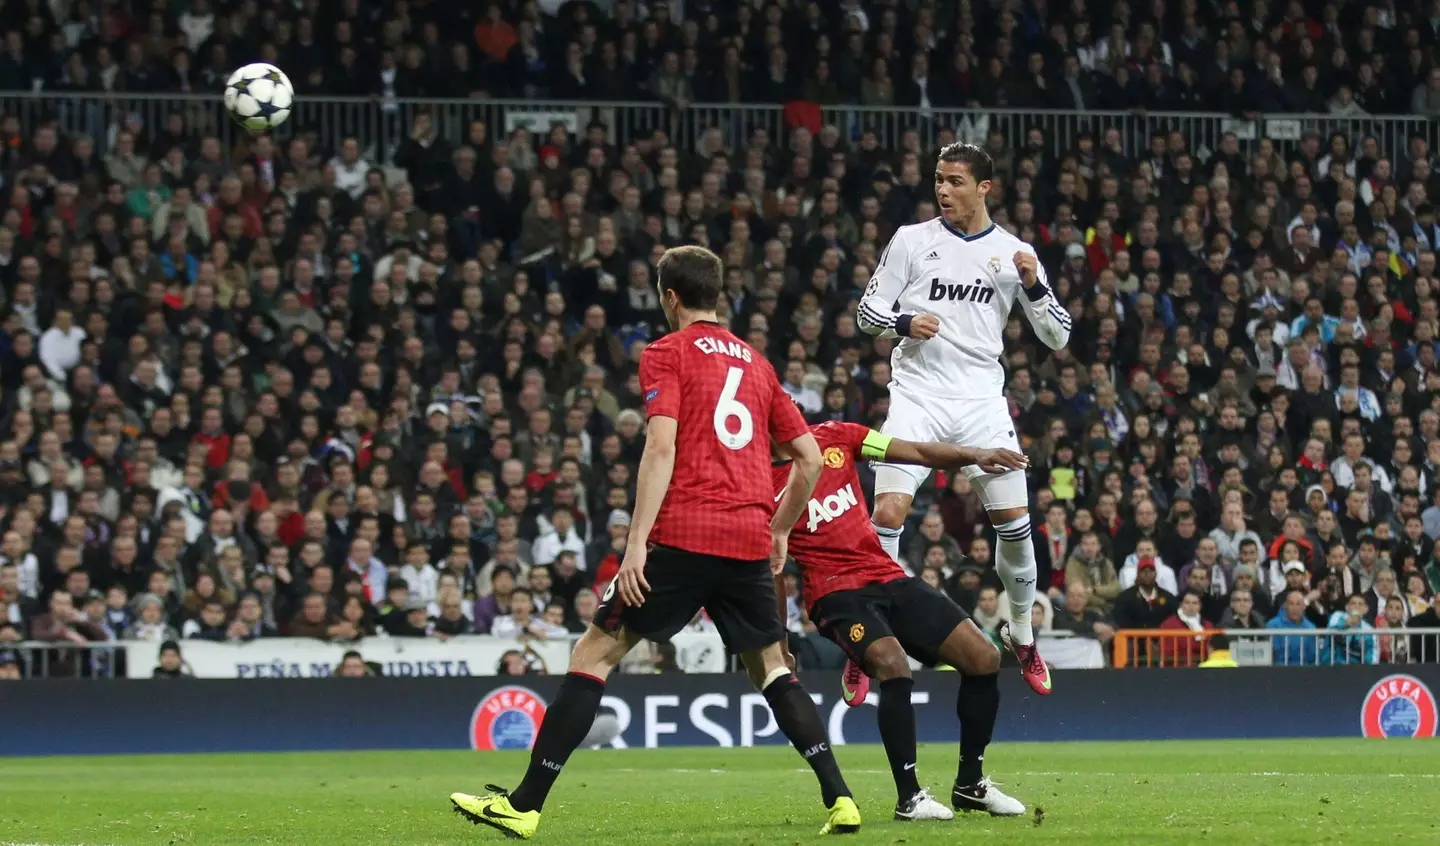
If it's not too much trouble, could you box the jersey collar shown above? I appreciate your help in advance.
[939,218,995,242]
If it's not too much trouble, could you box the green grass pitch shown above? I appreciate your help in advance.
[2,740,1436,845]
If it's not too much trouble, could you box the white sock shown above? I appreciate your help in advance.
[994,514,1037,646]
[874,522,903,564]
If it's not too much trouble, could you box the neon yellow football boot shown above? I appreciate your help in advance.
[450,785,540,840]
[820,795,862,835]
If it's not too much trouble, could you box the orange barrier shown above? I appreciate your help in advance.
[1112,629,1221,667]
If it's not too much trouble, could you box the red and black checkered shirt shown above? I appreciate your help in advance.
[640,321,808,561]
[772,422,906,607]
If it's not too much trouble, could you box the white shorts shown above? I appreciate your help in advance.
[874,389,1028,511]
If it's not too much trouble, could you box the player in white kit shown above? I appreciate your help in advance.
[856,142,1071,696]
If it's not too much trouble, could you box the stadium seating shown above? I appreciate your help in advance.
[1,0,1439,680]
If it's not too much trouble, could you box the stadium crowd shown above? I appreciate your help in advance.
[2,0,1440,678]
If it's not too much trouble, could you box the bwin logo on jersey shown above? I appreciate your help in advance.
[929,277,995,304]
[807,484,859,532]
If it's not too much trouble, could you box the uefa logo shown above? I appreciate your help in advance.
[470,686,548,751]
[1359,674,1438,739]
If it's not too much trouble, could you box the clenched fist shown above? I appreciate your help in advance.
[1014,251,1040,288]
[909,313,940,339]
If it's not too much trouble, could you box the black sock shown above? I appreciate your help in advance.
[877,677,920,803]
[508,672,606,812]
[763,673,851,807]
[956,672,999,787]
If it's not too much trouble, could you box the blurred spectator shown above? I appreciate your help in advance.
[335,650,372,678]
[971,585,1009,641]
[0,0,1437,683]
[1324,593,1380,664]
[1063,531,1120,614]
[1113,558,1175,631]
[1053,581,1116,646]
[473,566,516,634]
[0,650,19,680]
[431,587,474,637]
[29,589,106,674]
[1197,634,1239,668]
[152,640,190,678]
[1219,587,1267,629]
[496,648,531,676]
[1158,590,1216,666]
[386,600,433,638]
[287,592,355,641]
[1268,590,1322,666]
[490,586,557,639]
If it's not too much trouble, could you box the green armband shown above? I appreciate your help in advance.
[860,430,892,460]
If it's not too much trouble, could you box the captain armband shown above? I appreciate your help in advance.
[860,430,892,461]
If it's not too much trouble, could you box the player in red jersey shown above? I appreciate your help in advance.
[451,246,862,839]
[774,420,1031,821]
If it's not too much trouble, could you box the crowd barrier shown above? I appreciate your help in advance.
[1112,627,1440,667]
[11,627,1437,677]
[5,632,728,678]
[1,666,1434,756]
[2,91,1435,172]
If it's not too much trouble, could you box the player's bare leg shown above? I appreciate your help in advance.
[450,625,640,837]
[857,636,954,821]
[870,491,913,564]
[849,490,912,707]
[741,643,862,834]
[932,621,1026,816]
[989,502,1051,695]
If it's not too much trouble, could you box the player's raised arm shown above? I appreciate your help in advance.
[1012,247,1070,350]
[858,228,939,341]
[849,425,1029,474]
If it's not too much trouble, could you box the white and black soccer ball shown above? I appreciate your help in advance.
[223,63,294,132]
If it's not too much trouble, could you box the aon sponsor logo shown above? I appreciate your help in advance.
[807,484,859,532]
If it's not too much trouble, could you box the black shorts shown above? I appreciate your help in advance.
[810,577,969,667]
[594,544,785,654]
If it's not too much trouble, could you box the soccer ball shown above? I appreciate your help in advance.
[224,63,294,132]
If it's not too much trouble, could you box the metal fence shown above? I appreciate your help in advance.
[7,641,128,678]
[13,628,1440,678]
[1112,627,1440,668]
[2,91,1436,171]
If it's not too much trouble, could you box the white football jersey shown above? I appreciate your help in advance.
[858,218,1071,400]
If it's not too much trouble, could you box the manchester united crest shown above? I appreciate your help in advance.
[849,623,865,642]
[823,447,846,469]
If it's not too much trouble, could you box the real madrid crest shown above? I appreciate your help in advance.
[987,256,1002,275]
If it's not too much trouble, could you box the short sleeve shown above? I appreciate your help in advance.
[639,342,681,420]
[767,370,809,444]
[819,422,875,458]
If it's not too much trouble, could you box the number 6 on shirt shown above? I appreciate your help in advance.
[713,366,753,450]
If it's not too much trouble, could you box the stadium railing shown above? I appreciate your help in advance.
[1,91,1434,172]
[8,641,127,678]
[7,630,731,679]
[1111,627,1440,668]
[14,628,1438,677]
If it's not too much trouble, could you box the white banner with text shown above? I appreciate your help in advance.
[122,631,729,679]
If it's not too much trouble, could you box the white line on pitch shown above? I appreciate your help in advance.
[613,767,1437,779]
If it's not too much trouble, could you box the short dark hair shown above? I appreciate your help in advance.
[656,245,723,311]
[936,142,994,182]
